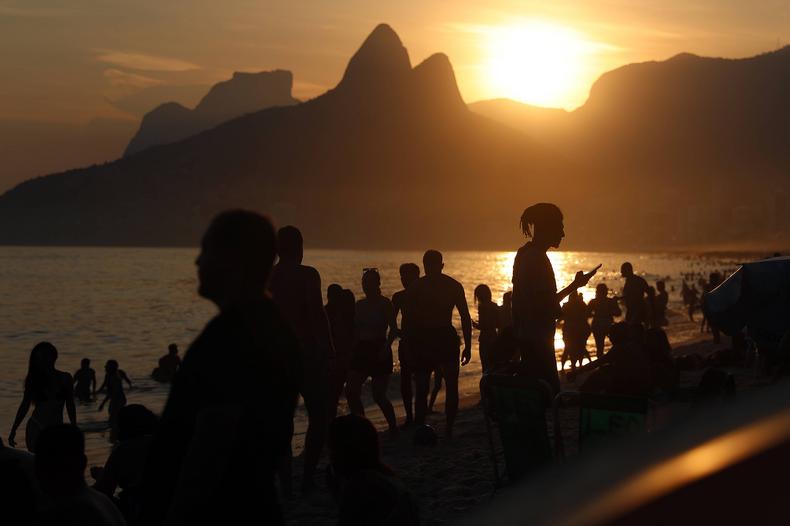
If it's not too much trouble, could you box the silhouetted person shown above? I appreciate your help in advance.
[587,283,621,358]
[36,424,126,526]
[560,292,591,371]
[620,262,649,325]
[473,284,500,373]
[326,284,356,417]
[702,272,722,343]
[151,344,181,383]
[0,443,37,525]
[512,204,597,393]
[392,263,420,425]
[98,360,132,442]
[9,342,76,452]
[138,210,301,525]
[93,404,158,521]
[328,415,419,526]
[74,358,97,403]
[581,322,651,396]
[405,250,472,438]
[269,225,334,492]
[644,328,679,392]
[654,280,669,327]
[499,291,514,329]
[687,284,700,321]
[345,269,399,435]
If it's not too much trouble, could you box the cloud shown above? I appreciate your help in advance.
[103,69,163,88]
[96,50,199,72]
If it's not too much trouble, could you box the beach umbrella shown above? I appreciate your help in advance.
[703,256,790,349]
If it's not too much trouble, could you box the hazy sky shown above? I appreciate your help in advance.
[1,0,788,123]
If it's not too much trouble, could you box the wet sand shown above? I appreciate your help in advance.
[283,308,759,525]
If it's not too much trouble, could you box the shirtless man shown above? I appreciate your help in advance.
[621,262,649,326]
[405,250,472,438]
[269,225,334,492]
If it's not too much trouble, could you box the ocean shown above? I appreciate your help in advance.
[0,246,743,465]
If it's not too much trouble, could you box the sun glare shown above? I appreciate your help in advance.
[485,21,592,109]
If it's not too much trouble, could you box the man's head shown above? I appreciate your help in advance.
[620,262,634,278]
[596,283,608,298]
[520,203,564,248]
[657,280,666,292]
[168,343,178,355]
[399,262,420,288]
[196,210,277,308]
[80,358,90,369]
[277,225,303,265]
[35,424,86,496]
[423,250,444,276]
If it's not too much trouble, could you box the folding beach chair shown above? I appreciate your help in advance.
[480,374,553,485]
[553,391,651,461]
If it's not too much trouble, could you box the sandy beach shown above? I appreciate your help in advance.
[283,307,761,525]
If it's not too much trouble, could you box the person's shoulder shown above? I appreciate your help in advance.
[392,289,406,302]
[58,370,73,383]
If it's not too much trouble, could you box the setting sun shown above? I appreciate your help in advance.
[484,21,594,109]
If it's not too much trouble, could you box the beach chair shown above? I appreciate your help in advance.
[553,391,651,462]
[480,374,553,485]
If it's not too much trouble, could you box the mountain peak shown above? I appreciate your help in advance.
[339,23,411,89]
[412,53,466,112]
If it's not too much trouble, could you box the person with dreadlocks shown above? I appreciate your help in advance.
[512,203,600,393]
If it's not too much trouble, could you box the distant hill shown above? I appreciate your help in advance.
[470,47,790,248]
[2,29,789,250]
[124,70,300,156]
[0,25,575,249]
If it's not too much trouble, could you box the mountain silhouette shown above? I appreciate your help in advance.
[1,27,788,250]
[470,47,790,248]
[124,70,299,156]
[0,24,572,248]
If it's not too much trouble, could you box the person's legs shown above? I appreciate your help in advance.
[414,370,430,425]
[428,367,443,412]
[439,358,460,438]
[371,375,398,433]
[344,371,366,417]
[593,329,606,358]
[400,363,414,424]
[300,372,330,491]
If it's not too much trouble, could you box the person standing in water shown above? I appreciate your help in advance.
[139,210,301,525]
[587,283,621,358]
[97,359,132,442]
[268,225,334,493]
[655,280,669,327]
[345,269,400,436]
[405,250,472,438]
[152,344,181,383]
[8,342,76,452]
[392,263,420,426]
[560,292,592,371]
[326,284,356,417]
[512,203,598,394]
[620,262,649,325]
[73,358,97,403]
[473,284,500,374]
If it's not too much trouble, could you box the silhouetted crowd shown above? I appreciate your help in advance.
[2,205,737,525]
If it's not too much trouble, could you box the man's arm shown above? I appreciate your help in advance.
[307,267,335,358]
[455,284,473,366]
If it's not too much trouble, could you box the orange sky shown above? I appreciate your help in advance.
[1,0,788,124]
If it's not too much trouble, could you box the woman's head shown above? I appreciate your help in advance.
[474,284,492,304]
[25,342,58,398]
[520,203,564,248]
[328,414,389,478]
[327,283,343,304]
[362,269,381,298]
[596,283,608,298]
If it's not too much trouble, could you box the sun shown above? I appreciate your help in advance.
[485,21,592,109]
